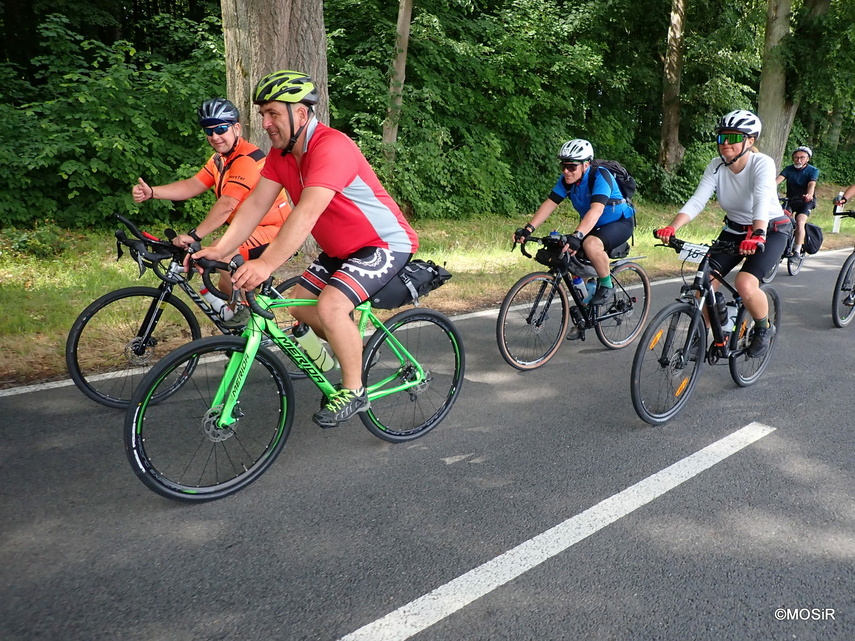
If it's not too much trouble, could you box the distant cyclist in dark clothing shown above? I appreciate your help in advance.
[777,146,819,256]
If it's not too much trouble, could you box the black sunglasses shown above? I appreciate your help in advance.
[560,162,581,171]
[203,123,234,136]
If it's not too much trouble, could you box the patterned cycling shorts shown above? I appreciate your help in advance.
[299,247,413,307]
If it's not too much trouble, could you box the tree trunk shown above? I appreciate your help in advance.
[827,105,844,152]
[658,0,686,171]
[221,0,329,152]
[757,0,797,168]
[382,0,414,164]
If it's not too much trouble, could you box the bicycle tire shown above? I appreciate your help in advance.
[360,308,465,443]
[729,285,781,386]
[124,336,294,502]
[831,252,855,328]
[495,272,570,370]
[630,302,704,425]
[786,252,804,276]
[762,259,780,284]
[594,262,651,349]
[66,286,202,409]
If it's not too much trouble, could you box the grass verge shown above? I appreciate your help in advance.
[2,183,853,388]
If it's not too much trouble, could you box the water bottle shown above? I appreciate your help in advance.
[715,292,727,326]
[200,287,235,321]
[835,191,845,214]
[292,322,338,371]
[725,302,739,334]
[584,279,597,304]
[571,276,587,302]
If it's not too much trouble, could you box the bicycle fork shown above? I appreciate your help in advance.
[526,278,560,330]
[132,283,176,356]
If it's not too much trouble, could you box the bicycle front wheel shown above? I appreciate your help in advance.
[729,285,781,387]
[496,272,570,370]
[595,262,651,349]
[361,308,465,443]
[66,286,201,409]
[831,253,855,328]
[762,258,780,284]
[124,336,294,502]
[630,302,704,425]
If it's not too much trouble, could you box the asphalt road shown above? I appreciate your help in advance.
[2,248,854,641]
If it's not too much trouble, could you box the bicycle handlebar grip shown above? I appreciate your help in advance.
[193,247,234,299]
[244,290,275,320]
[519,239,533,259]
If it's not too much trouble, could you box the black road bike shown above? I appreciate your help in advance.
[66,214,302,409]
[496,234,650,370]
[631,236,781,425]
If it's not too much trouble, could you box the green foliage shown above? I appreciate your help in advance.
[1,221,73,259]
[5,0,855,228]
[0,13,224,230]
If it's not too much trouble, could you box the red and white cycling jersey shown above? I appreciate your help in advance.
[261,120,418,258]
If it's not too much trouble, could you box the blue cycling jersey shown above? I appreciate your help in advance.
[779,164,819,201]
[549,166,634,225]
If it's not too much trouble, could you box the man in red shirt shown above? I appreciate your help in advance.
[133,98,290,309]
[193,71,419,428]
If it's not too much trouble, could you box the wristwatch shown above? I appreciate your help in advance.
[571,230,584,240]
[187,228,202,242]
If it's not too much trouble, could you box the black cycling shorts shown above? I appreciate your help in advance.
[587,216,634,253]
[709,228,789,282]
[299,247,413,307]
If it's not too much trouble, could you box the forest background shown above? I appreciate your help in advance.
[2,0,855,230]
[2,0,855,386]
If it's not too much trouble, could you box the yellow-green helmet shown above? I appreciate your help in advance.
[253,70,319,106]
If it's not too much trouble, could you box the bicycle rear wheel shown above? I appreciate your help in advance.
[595,262,651,349]
[66,286,202,409]
[630,302,704,425]
[361,308,465,443]
[831,253,855,328]
[124,336,294,502]
[729,285,781,387]
[496,272,570,370]
[786,251,804,276]
[761,259,780,284]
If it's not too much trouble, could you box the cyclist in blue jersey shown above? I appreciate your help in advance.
[776,146,819,256]
[513,138,635,307]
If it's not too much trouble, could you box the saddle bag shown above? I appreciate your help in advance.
[370,259,452,309]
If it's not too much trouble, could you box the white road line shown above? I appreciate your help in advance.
[339,422,777,641]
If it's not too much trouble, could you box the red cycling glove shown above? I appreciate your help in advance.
[654,226,676,243]
[740,230,766,253]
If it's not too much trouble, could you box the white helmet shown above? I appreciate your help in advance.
[793,145,812,159]
[715,110,762,138]
[557,139,594,163]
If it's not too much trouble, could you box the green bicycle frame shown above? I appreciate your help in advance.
[210,295,427,429]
